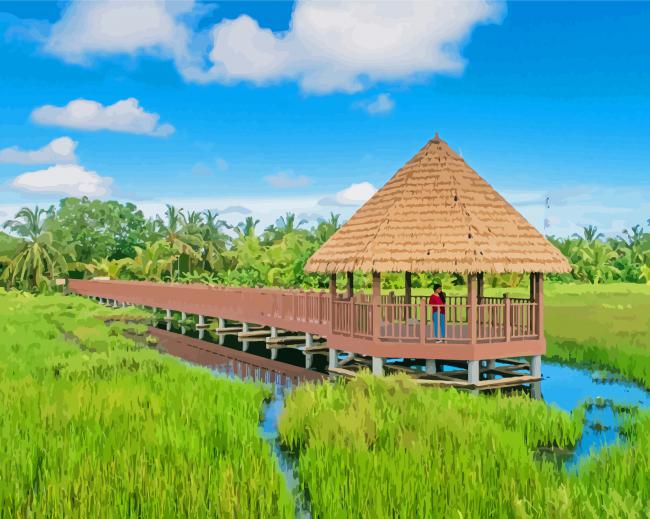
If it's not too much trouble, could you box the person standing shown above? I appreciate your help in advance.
[429,283,446,342]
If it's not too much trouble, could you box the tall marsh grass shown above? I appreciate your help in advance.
[279,374,590,518]
[0,290,292,518]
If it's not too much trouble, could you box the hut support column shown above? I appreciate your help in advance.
[345,272,354,300]
[477,272,484,303]
[531,355,542,378]
[305,333,313,369]
[372,272,381,341]
[425,359,436,374]
[486,359,496,380]
[329,273,337,297]
[536,274,544,338]
[467,274,477,344]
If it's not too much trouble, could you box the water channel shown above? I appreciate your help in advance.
[153,321,649,514]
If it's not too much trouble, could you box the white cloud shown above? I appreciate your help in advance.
[264,171,312,189]
[10,164,112,197]
[200,1,503,93]
[31,98,175,137]
[191,162,213,177]
[0,137,78,165]
[41,0,503,94]
[355,93,395,115]
[44,0,195,66]
[319,181,377,207]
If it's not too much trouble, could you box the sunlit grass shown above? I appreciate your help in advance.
[0,290,292,518]
[280,373,650,518]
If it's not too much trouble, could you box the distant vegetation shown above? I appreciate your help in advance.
[0,197,648,291]
[0,290,292,517]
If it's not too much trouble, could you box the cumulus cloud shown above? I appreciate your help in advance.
[44,0,196,66]
[40,0,503,94]
[31,98,175,137]
[354,93,395,115]
[319,182,377,207]
[10,164,112,197]
[0,137,77,165]
[197,1,503,93]
[264,171,312,189]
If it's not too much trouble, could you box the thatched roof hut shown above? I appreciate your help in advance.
[306,134,570,275]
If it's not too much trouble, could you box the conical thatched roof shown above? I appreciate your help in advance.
[305,135,570,274]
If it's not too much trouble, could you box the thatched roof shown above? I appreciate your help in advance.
[305,134,571,274]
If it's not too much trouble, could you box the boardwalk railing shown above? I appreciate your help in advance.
[69,280,540,347]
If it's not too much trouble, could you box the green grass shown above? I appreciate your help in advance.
[0,290,292,518]
[279,374,650,518]
[542,284,650,389]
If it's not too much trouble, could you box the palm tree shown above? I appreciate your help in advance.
[1,206,68,290]
[200,210,230,271]
[314,212,342,244]
[156,205,202,278]
[237,216,260,237]
[573,225,604,244]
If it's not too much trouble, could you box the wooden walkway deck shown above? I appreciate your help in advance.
[69,279,545,363]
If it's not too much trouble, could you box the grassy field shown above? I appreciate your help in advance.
[0,290,292,518]
[279,374,650,518]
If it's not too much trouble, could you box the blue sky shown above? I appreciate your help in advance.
[0,0,648,236]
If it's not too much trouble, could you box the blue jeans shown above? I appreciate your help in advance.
[433,312,446,338]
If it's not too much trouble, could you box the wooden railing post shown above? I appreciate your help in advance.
[536,274,544,339]
[349,299,355,337]
[504,293,511,342]
[419,298,427,343]
[372,272,381,341]
[467,274,477,344]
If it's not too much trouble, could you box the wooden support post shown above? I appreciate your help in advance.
[372,357,384,377]
[405,271,412,302]
[218,317,225,329]
[329,273,337,297]
[468,360,480,385]
[531,355,542,378]
[165,308,172,321]
[477,272,484,303]
[270,327,278,359]
[305,333,313,369]
[467,274,477,344]
[419,298,427,343]
[529,272,536,302]
[242,322,250,333]
[197,315,206,328]
[504,294,511,342]
[372,272,381,340]
[537,274,544,338]
[329,348,339,370]
[345,271,354,300]
[425,359,436,374]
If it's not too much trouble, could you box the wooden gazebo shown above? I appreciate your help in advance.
[305,134,570,384]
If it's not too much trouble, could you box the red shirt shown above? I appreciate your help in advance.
[429,293,445,314]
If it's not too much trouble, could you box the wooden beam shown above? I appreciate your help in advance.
[372,271,381,341]
[404,271,412,305]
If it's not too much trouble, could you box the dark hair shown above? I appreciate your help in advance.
[433,283,446,303]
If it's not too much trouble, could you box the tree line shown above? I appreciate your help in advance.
[0,197,648,292]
